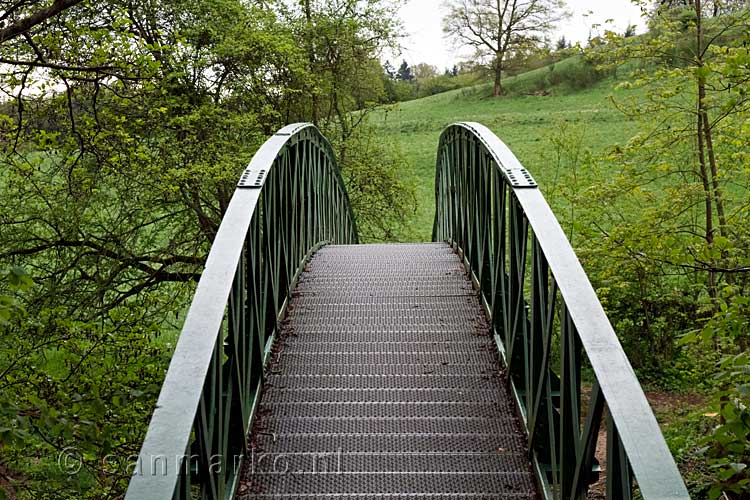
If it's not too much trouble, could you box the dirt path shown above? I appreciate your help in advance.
[586,391,706,499]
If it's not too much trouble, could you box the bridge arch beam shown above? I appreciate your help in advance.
[433,122,690,500]
[125,123,357,500]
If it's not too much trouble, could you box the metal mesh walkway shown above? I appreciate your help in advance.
[238,243,539,499]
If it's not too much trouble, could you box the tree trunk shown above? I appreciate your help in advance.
[493,56,503,97]
[697,112,717,300]
[702,113,727,236]
[693,0,728,238]
[302,0,319,124]
[695,0,719,303]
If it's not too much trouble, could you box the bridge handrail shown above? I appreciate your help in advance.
[125,123,357,499]
[433,122,689,500]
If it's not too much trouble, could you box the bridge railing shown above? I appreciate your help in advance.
[125,123,358,499]
[433,122,690,500]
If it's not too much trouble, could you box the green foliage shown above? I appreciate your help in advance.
[381,65,484,103]
[705,350,750,499]
[286,0,401,128]
[504,55,613,95]
[283,0,412,242]
[0,267,166,499]
[539,119,706,378]
[397,60,413,81]
[580,5,750,495]
[0,0,405,498]
[680,284,750,498]
[383,78,419,102]
[662,410,716,498]
[382,50,599,104]
[0,304,169,498]
[565,5,750,377]
[335,124,417,242]
[545,56,611,91]
[0,267,32,326]
[370,69,635,242]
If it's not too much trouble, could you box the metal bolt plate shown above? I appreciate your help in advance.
[237,166,268,189]
[503,166,537,188]
[456,122,538,189]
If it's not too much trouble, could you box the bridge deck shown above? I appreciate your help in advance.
[239,243,539,499]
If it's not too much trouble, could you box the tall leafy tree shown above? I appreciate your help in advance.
[0,1,309,496]
[565,0,750,378]
[413,62,439,81]
[443,0,567,96]
[655,0,750,15]
[383,59,396,78]
[0,0,84,44]
[1,0,306,316]
[0,0,411,492]
[281,0,416,241]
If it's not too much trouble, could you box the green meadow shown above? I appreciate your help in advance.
[370,67,639,242]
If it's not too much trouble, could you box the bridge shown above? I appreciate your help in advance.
[124,123,691,499]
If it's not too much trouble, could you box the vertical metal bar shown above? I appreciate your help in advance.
[606,414,633,500]
[559,305,582,499]
[528,238,549,428]
[570,381,605,500]
[508,196,529,389]
[431,123,689,500]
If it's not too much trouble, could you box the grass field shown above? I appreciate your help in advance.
[369,67,639,242]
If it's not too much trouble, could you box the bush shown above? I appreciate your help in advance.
[333,124,417,242]
[682,288,750,499]
[504,56,612,95]
[545,57,609,90]
[0,267,172,499]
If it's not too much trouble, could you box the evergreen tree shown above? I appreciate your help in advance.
[397,59,413,81]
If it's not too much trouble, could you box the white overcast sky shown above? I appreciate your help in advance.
[391,0,647,69]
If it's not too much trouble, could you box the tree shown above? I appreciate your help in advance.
[288,0,400,139]
[383,59,396,78]
[413,62,439,81]
[573,0,750,373]
[443,0,567,96]
[555,35,568,50]
[442,65,461,77]
[0,0,84,44]
[656,0,691,10]
[412,63,436,96]
[0,0,410,496]
[396,59,413,81]
[0,1,314,495]
[654,0,750,16]
[334,124,416,241]
[283,0,417,240]
[0,1,414,495]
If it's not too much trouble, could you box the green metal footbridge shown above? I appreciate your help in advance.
[124,123,691,499]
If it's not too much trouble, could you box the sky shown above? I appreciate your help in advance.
[391,0,648,70]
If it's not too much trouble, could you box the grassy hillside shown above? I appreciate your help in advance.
[370,65,639,242]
